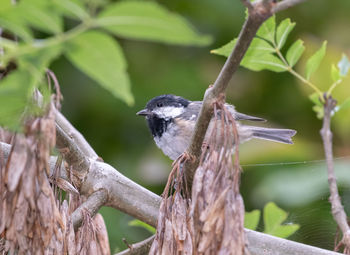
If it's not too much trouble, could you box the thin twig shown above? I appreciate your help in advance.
[72,189,108,231]
[272,0,308,13]
[116,235,155,255]
[320,95,350,252]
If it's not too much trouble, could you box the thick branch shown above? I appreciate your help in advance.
[54,113,160,228]
[320,96,350,249]
[0,141,342,255]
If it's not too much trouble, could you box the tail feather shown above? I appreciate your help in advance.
[251,127,296,144]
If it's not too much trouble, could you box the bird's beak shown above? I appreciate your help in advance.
[136,109,151,116]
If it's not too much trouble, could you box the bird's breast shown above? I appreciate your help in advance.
[154,119,194,160]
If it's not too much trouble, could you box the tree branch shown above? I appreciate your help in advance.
[53,112,161,228]
[0,141,343,255]
[184,0,307,187]
[320,96,350,251]
[72,189,108,231]
[272,0,308,13]
[115,235,155,255]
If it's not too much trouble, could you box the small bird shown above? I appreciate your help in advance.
[137,94,296,160]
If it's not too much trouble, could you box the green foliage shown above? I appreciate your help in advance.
[263,202,299,238]
[244,203,299,239]
[97,1,212,46]
[256,16,275,42]
[305,41,327,80]
[244,209,260,230]
[212,14,350,119]
[276,18,295,50]
[0,70,31,131]
[0,0,211,130]
[65,31,133,105]
[128,219,155,234]
[286,39,305,67]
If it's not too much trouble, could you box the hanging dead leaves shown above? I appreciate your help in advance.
[0,72,109,254]
[150,98,247,255]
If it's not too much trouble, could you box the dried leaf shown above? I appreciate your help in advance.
[5,135,28,192]
[93,213,110,255]
[54,177,79,195]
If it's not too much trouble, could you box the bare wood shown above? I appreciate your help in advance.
[72,189,108,231]
[320,96,350,250]
[0,141,342,255]
[115,235,155,255]
[272,0,308,13]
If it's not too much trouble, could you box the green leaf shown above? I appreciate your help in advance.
[18,0,63,34]
[305,41,327,80]
[52,0,89,20]
[256,15,276,43]
[276,18,295,50]
[337,54,350,77]
[0,10,33,42]
[244,210,260,230]
[242,53,287,72]
[286,39,305,67]
[331,64,341,82]
[129,219,155,234]
[0,70,31,131]
[309,92,323,107]
[97,1,211,46]
[65,31,134,105]
[263,202,299,238]
[18,46,62,89]
[211,38,275,58]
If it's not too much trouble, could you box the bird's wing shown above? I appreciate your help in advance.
[185,101,265,122]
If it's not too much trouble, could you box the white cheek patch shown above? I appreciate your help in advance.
[153,106,185,119]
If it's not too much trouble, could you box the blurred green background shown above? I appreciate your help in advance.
[49,0,350,252]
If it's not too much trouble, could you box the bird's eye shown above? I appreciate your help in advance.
[157,102,163,107]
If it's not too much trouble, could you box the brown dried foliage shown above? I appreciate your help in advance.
[150,99,246,255]
[0,74,110,254]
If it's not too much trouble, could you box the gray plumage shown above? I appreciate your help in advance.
[137,95,296,160]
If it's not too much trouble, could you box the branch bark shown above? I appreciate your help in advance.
[115,235,155,255]
[0,141,342,255]
[183,0,309,188]
[320,96,350,252]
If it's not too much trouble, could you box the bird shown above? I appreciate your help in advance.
[137,94,296,160]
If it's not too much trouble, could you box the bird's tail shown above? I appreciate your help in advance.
[250,127,297,144]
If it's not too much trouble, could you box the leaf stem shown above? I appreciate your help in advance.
[327,79,343,97]
[275,46,324,102]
